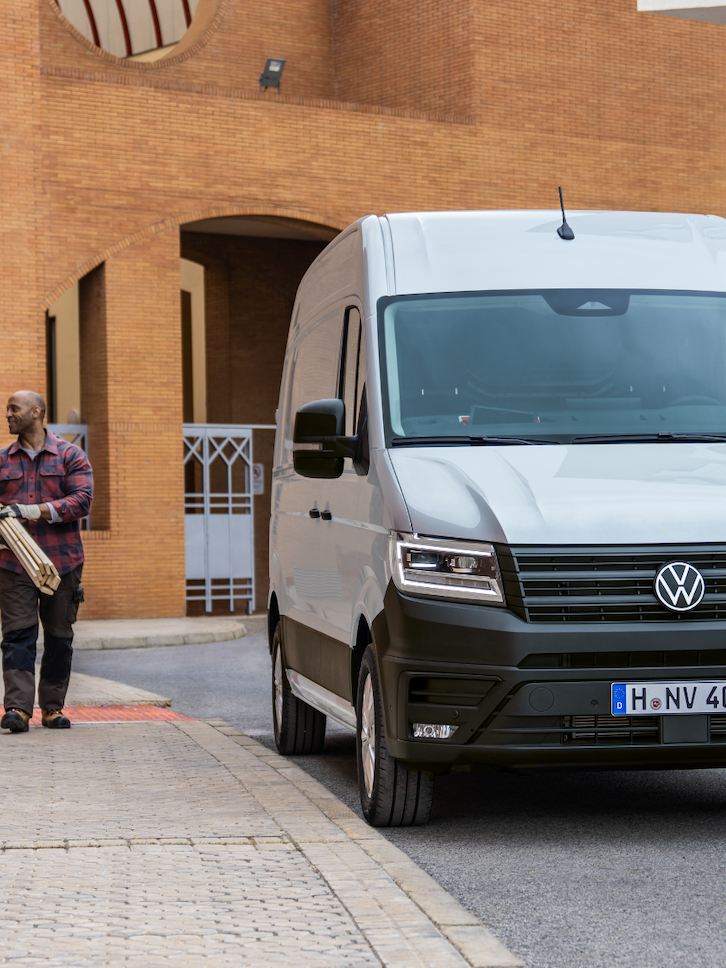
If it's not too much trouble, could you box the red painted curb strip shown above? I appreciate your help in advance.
[1,705,191,726]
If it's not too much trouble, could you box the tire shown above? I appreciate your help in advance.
[356,645,433,827]
[271,623,326,755]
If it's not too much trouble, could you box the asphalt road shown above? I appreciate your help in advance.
[76,632,726,968]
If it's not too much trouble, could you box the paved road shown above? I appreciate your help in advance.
[76,633,726,968]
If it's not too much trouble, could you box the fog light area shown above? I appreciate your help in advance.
[412,723,458,740]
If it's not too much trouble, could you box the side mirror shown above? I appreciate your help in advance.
[293,399,357,479]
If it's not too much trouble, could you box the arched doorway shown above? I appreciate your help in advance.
[179,215,338,614]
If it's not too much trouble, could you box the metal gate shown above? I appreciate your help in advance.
[183,425,254,612]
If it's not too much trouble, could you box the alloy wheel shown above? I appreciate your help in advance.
[360,673,376,798]
[274,644,284,732]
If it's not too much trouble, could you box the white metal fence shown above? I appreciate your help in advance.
[183,424,256,613]
[48,423,88,452]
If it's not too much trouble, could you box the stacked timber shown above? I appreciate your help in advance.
[0,518,60,594]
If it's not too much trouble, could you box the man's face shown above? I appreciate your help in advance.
[6,395,38,437]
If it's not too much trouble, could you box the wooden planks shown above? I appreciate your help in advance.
[0,518,61,594]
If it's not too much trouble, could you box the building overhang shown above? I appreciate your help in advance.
[637,1,726,24]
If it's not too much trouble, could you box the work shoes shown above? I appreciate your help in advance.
[1,708,30,733]
[42,710,71,729]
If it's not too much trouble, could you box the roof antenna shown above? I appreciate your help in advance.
[557,186,575,241]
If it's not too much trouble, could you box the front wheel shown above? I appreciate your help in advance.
[355,645,433,827]
[271,623,326,755]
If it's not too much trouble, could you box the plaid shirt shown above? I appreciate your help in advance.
[0,431,93,576]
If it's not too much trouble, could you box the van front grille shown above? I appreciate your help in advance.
[483,714,726,745]
[408,675,497,707]
[501,545,726,623]
[484,713,661,745]
[563,714,660,745]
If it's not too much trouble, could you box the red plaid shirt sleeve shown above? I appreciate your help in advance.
[44,445,93,523]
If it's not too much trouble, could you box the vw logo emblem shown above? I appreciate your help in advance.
[654,561,706,612]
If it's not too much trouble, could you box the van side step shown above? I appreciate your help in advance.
[287,670,356,730]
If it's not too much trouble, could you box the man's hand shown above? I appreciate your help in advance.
[0,504,42,521]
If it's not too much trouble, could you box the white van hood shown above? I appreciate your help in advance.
[389,444,726,545]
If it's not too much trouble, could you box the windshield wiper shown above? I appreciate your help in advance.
[571,432,726,444]
[390,435,561,447]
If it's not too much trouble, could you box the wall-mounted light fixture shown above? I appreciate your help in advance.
[259,58,286,92]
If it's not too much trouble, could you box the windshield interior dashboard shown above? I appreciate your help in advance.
[377,288,726,447]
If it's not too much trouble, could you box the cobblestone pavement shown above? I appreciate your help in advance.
[0,719,521,968]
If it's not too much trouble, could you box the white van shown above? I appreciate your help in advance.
[268,210,726,827]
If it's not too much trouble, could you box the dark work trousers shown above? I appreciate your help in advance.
[0,566,83,716]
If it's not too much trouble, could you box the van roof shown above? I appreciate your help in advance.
[374,210,726,296]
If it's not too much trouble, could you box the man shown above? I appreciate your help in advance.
[0,391,93,733]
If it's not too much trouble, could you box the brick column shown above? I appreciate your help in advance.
[81,231,186,618]
[0,3,44,409]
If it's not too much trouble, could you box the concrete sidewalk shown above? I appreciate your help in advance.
[64,671,171,707]
[0,712,522,967]
[39,615,249,651]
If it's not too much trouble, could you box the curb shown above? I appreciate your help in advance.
[39,620,248,651]
[202,719,524,968]
[73,624,247,650]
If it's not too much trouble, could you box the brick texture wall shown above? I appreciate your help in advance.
[80,232,186,618]
[331,0,474,117]
[43,0,334,98]
[1,0,726,617]
[0,4,45,397]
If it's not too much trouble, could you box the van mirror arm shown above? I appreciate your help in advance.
[295,434,360,457]
[299,434,358,459]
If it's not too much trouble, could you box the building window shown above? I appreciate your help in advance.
[54,0,199,60]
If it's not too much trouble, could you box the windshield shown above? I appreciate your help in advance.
[379,290,726,444]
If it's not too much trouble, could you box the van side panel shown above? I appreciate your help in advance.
[281,617,353,702]
[270,219,409,716]
[292,228,365,332]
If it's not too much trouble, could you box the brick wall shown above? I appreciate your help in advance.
[331,0,474,117]
[80,231,186,618]
[1,0,725,617]
[472,1,726,145]
[0,3,44,397]
[43,0,334,99]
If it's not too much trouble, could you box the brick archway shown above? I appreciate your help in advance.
[43,212,342,619]
[44,207,344,310]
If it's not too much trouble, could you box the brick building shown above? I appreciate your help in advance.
[0,0,724,618]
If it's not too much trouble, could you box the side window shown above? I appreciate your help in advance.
[341,307,363,436]
[355,325,367,432]
[285,310,344,458]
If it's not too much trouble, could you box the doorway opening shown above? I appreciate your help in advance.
[180,215,337,614]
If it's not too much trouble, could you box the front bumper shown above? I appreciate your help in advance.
[371,584,726,770]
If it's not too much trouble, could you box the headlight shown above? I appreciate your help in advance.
[391,534,505,605]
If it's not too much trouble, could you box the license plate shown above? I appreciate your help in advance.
[612,681,726,716]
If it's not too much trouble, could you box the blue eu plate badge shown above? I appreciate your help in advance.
[612,683,627,716]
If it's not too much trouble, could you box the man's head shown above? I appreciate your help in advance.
[6,391,46,438]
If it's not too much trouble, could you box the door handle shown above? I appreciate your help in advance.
[321,510,332,521]
[308,508,321,519]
